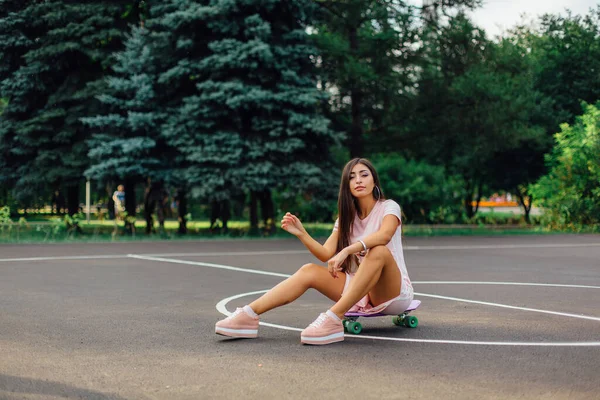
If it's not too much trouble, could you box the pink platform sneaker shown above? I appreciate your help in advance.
[215,308,259,338]
[301,313,345,345]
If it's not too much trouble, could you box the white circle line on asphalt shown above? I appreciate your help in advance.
[216,290,600,347]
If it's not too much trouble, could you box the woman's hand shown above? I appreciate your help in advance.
[327,248,349,279]
[280,212,307,237]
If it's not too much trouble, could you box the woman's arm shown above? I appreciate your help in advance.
[339,214,399,257]
[281,213,337,262]
[297,230,338,263]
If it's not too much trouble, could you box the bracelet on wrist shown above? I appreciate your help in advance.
[358,240,367,256]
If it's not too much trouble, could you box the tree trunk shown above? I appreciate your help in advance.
[66,183,80,216]
[474,180,483,216]
[463,178,482,219]
[349,26,363,158]
[516,187,532,224]
[176,188,187,234]
[221,198,230,233]
[106,182,115,220]
[250,191,259,234]
[260,189,275,234]
[463,178,474,219]
[523,201,531,224]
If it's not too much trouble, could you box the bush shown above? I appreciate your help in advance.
[530,102,600,230]
[273,190,337,223]
[371,154,464,223]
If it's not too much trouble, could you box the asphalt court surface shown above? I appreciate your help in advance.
[1,234,599,399]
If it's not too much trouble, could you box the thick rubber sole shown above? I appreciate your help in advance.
[215,326,258,338]
[300,332,344,345]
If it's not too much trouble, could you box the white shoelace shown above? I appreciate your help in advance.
[227,308,244,320]
[309,313,329,328]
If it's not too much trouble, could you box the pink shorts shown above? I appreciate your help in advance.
[342,272,413,315]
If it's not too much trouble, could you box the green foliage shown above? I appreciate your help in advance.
[413,13,549,218]
[0,1,137,206]
[530,102,600,230]
[371,153,464,224]
[514,8,600,130]
[159,0,341,202]
[0,206,11,225]
[82,25,168,182]
[0,205,29,240]
[0,0,598,229]
[312,0,422,157]
[273,189,337,223]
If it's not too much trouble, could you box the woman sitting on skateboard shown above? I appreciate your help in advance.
[215,158,414,345]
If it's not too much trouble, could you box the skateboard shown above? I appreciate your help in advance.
[342,299,421,334]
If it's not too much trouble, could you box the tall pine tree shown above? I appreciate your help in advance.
[158,0,341,230]
[0,1,138,214]
[0,1,43,207]
[82,24,170,225]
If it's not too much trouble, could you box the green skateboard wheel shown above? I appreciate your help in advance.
[392,315,405,326]
[405,316,418,328]
[347,321,362,334]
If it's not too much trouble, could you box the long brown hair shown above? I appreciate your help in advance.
[336,158,385,273]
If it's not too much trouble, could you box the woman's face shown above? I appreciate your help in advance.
[349,163,375,199]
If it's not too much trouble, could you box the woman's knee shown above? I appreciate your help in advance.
[297,263,321,285]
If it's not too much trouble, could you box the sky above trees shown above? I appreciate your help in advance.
[411,0,597,38]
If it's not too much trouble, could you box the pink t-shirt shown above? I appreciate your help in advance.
[334,199,412,297]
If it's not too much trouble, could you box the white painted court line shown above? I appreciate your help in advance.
[0,252,307,262]
[216,290,600,347]
[0,255,128,262]
[145,250,309,257]
[2,240,600,262]
[143,243,600,255]
[127,254,291,278]
[414,293,600,322]
[404,243,600,250]
[415,281,600,289]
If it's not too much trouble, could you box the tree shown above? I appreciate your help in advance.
[487,8,600,221]
[82,24,170,228]
[160,0,341,232]
[0,1,139,215]
[372,153,464,223]
[413,14,548,218]
[311,0,483,158]
[522,7,600,131]
[530,102,600,230]
[0,0,42,207]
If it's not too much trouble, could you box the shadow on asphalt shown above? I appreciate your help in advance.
[0,374,128,400]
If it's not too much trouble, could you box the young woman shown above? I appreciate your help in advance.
[215,158,413,345]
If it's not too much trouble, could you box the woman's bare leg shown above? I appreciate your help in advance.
[329,245,401,319]
[249,264,347,315]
